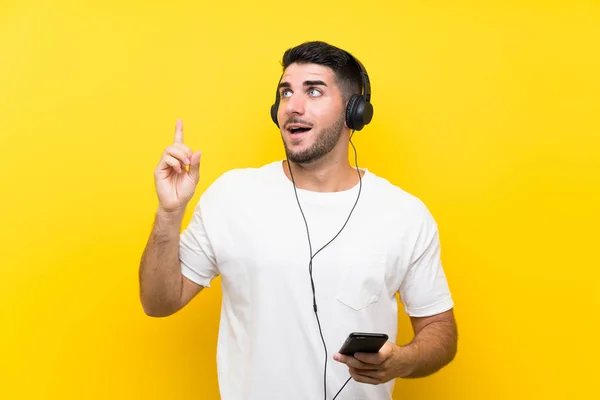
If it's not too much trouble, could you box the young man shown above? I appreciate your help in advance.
[139,41,457,400]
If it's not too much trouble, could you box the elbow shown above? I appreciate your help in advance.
[142,306,170,318]
[440,326,458,368]
[140,297,179,318]
[449,324,459,361]
[441,331,459,370]
[445,344,458,369]
[451,338,458,360]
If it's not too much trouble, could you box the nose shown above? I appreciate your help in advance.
[285,92,305,117]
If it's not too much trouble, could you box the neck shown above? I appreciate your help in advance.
[282,155,364,193]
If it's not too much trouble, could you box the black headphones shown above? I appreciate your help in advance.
[270,50,373,131]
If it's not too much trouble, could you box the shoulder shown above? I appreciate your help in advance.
[199,160,281,205]
[210,160,279,188]
[365,172,440,250]
[366,170,435,223]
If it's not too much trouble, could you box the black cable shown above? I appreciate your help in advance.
[286,130,362,399]
[332,377,353,400]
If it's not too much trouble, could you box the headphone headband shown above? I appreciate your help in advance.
[344,51,371,103]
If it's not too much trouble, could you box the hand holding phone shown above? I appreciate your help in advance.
[334,332,404,387]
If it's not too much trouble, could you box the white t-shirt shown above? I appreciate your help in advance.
[179,160,454,400]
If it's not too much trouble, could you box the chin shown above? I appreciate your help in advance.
[287,149,324,165]
[285,137,311,153]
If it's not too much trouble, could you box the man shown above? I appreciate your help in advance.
[139,41,457,400]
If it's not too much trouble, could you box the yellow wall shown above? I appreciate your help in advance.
[1,0,599,398]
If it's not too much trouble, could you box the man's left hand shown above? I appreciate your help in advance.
[333,341,412,385]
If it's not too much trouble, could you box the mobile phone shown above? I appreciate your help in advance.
[338,332,389,356]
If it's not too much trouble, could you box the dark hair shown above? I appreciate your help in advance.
[280,41,362,102]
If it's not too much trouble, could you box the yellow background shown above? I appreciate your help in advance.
[1,0,599,398]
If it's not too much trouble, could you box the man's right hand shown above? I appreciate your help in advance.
[154,119,202,213]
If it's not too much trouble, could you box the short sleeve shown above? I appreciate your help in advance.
[398,208,454,317]
[179,201,220,288]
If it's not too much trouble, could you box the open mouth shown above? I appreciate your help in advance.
[289,127,311,134]
[286,124,312,135]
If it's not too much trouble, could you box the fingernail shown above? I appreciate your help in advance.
[185,158,190,165]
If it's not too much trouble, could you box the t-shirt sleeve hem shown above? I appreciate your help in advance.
[181,262,215,288]
[404,296,454,317]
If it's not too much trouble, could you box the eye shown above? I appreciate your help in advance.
[281,89,292,98]
[308,88,322,96]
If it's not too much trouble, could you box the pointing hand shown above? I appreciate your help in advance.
[154,119,202,213]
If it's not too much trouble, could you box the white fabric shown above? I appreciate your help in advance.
[179,160,454,400]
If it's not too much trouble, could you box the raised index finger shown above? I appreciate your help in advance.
[174,118,184,143]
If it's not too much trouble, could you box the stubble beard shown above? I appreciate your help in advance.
[283,113,346,165]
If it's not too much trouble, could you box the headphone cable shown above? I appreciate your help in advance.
[287,130,362,400]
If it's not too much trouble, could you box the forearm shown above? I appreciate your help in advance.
[139,207,185,317]
[397,320,458,378]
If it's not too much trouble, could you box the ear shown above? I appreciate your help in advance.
[343,98,350,129]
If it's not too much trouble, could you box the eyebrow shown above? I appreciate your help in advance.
[278,80,328,90]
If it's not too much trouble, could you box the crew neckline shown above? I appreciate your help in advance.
[272,160,370,204]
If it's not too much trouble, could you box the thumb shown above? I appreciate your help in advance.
[188,150,202,182]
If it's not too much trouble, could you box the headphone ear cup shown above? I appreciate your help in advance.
[346,95,374,131]
[271,101,279,127]
[345,95,361,130]
[360,100,373,128]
